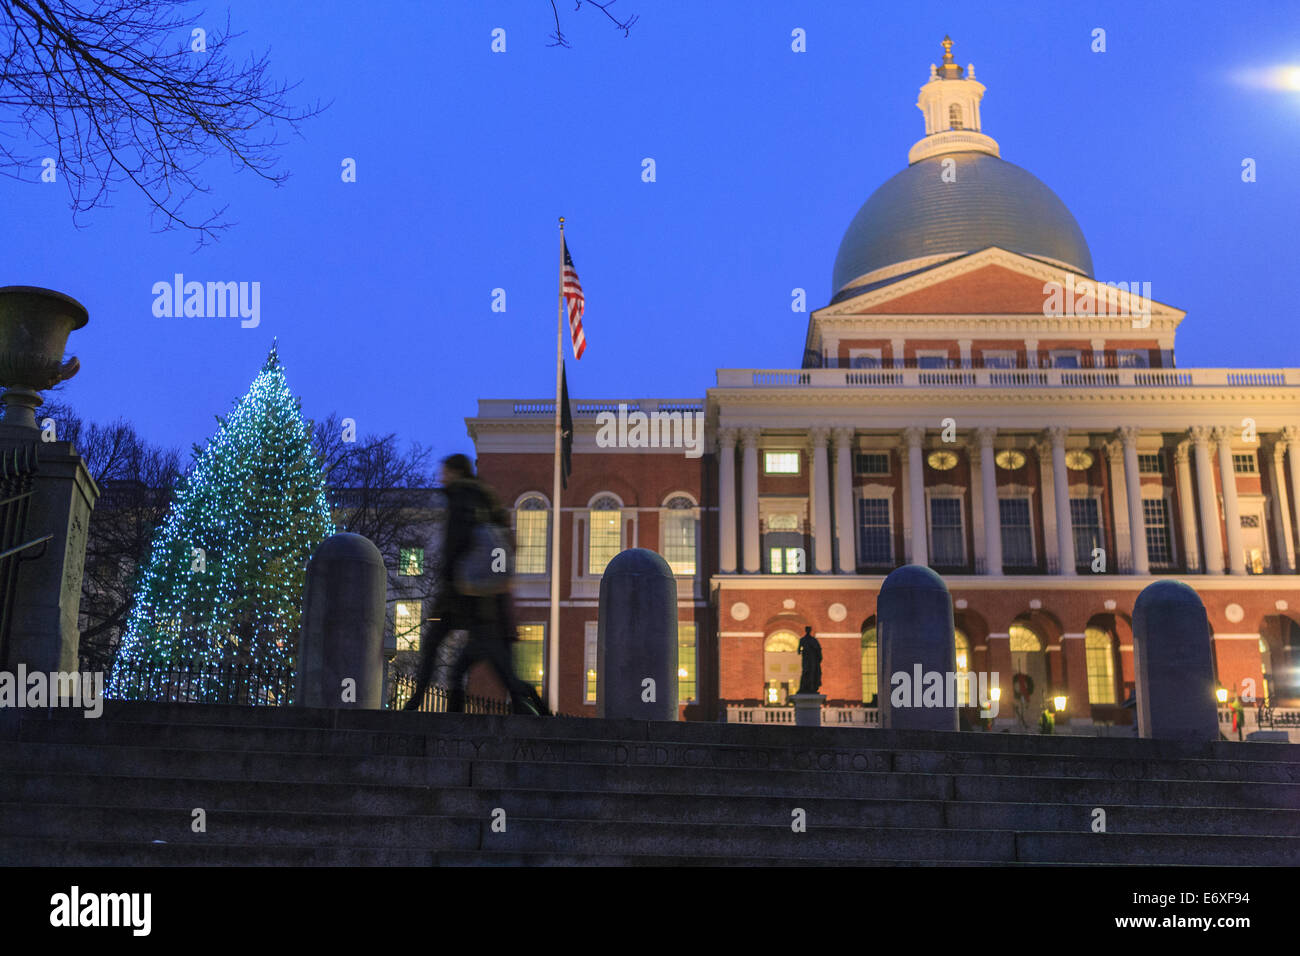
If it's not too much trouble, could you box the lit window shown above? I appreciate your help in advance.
[955,630,971,706]
[513,624,545,697]
[861,625,878,704]
[662,496,697,576]
[764,452,800,475]
[1143,498,1173,567]
[588,495,622,575]
[769,547,806,574]
[584,622,598,703]
[999,498,1034,568]
[394,601,421,651]
[677,622,696,703]
[1232,453,1257,474]
[514,495,549,574]
[1009,623,1042,652]
[398,548,424,576]
[1085,628,1117,704]
[858,498,892,565]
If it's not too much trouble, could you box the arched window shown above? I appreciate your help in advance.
[1008,621,1047,724]
[514,494,549,574]
[588,494,623,575]
[949,103,963,129]
[1085,627,1117,705]
[861,622,878,705]
[662,494,697,576]
[764,631,800,705]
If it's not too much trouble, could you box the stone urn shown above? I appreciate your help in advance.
[0,286,88,430]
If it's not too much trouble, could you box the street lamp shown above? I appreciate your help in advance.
[1216,686,1229,704]
[1053,693,1067,713]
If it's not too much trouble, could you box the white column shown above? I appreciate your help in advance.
[740,427,760,573]
[958,339,972,369]
[1117,426,1149,575]
[1284,426,1300,558]
[810,426,833,573]
[1214,426,1246,574]
[1025,338,1039,369]
[904,426,928,566]
[717,428,737,573]
[1047,426,1075,576]
[975,427,1001,575]
[1103,440,1132,572]
[1268,438,1296,572]
[1090,338,1106,369]
[1174,441,1200,572]
[891,336,906,369]
[1189,426,1224,574]
[969,436,986,572]
[832,427,856,574]
[1034,439,1059,572]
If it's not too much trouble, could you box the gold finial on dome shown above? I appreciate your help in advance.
[939,35,964,78]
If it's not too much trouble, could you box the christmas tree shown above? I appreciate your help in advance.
[110,344,335,702]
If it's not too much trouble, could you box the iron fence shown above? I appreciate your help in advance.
[0,442,48,664]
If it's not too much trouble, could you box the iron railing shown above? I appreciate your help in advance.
[0,442,47,663]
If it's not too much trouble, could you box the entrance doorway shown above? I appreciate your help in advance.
[764,631,800,704]
[1009,621,1048,729]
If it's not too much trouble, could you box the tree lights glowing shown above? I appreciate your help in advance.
[110,344,334,701]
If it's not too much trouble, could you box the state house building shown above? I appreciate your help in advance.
[467,40,1300,729]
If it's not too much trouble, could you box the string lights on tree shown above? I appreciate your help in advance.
[110,343,334,701]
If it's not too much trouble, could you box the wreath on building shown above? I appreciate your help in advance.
[1012,672,1034,701]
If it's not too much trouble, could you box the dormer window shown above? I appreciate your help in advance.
[949,104,963,129]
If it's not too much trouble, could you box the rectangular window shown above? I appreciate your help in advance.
[982,350,1017,369]
[1137,453,1165,474]
[929,497,965,566]
[916,350,949,369]
[855,452,890,476]
[1143,498,1173,567]
[584,622,598,703]
[1069,498,1103,568]
[1050,350,1082,369]
[998,498,1034,568]
[513,624,545,698]
[514,506,549,574]
[398,547,424,576]
[768,546,806,574]
[1117,349,1150,368]
[1232,453,1257,474]
[588,508,621,575]
[857,498,893,565]
[662,509,696,576]
[764,451,800,475]
[677,622,696,703]
[1085,637,1117,705]
[394,601,421,652]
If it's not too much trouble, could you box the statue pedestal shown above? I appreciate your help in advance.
[792,693,825,727]
[0,436,98,673]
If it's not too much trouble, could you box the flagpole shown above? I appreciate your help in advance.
[547,217,565,714]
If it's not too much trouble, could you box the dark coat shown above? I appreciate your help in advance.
[437,477,513,632]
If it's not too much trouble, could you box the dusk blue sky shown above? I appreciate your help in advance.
[6,0,1299,464]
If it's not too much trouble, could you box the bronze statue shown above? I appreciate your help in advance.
[797,626,822,695]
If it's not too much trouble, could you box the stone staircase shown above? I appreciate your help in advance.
[2,701,1298,865]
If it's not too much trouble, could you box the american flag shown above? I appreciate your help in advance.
[562,239,586,359]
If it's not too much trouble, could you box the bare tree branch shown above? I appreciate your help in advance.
[0,0,326,244]
[546,0,637,49]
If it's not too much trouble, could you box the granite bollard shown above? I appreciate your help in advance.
[297,532,386,709]
[878,564,958,731]
[1132,579,1218,741]
[597,548,677,720]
